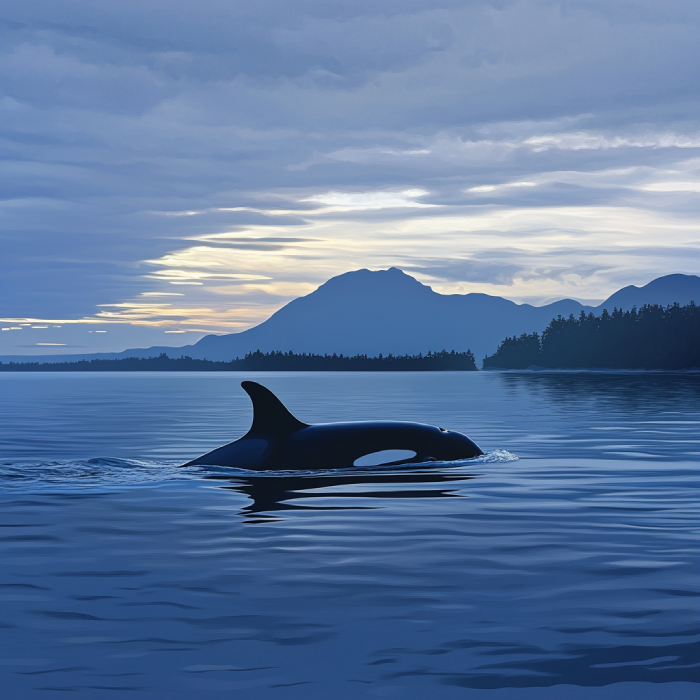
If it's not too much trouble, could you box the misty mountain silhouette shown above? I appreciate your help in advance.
[181,268,588,364]
[4,270,699,366]
[597,274,700,310]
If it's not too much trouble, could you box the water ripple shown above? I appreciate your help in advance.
[1,372,698,699]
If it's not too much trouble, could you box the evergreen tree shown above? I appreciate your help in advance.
[483,302,700,369]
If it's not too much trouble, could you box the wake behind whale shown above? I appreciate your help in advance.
[183,381,484,471]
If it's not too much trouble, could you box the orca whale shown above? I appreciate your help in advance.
[183,381,484,470]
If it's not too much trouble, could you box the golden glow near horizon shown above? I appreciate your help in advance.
[3,162,700,339]
[3,4,700,357]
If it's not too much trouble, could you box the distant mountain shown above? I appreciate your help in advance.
[597,274,700,310]
[3,269,698,367]
[176,268,589,364]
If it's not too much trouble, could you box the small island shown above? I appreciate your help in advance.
[0,349,478,372]
[483,302,700,370]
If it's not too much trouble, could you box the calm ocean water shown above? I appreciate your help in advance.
[1,371,698,699]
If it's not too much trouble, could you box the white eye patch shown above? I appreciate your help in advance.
[353,449,417,467]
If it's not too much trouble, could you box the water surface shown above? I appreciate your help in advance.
[1,371,698,699]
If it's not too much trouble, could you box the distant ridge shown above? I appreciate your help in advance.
[3,269,698,367]
[599,274,700,310]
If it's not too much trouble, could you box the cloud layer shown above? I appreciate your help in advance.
[1,0,700,353]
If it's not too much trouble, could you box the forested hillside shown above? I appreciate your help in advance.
[483,303,700,370]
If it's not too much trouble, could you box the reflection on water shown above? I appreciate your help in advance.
[499,370,700,411]
[208,469,475,522]
[0,371,698,699]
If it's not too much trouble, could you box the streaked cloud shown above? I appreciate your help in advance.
[467,182,537,195]
[2,0,700,354]
[301,188,433,211]
[302,129,700,169]
[639,181,700,193]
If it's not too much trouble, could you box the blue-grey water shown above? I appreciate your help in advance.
[1,371,698,699]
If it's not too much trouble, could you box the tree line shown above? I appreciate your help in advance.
[4,303,697,372]
[0,349,478,372]
[483,302,700,370]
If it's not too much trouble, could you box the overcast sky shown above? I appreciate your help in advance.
[2,0,700,354]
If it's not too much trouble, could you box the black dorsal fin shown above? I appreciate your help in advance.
[241,381,308,436]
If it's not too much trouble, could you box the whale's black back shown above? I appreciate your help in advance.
[183,381,483,470]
